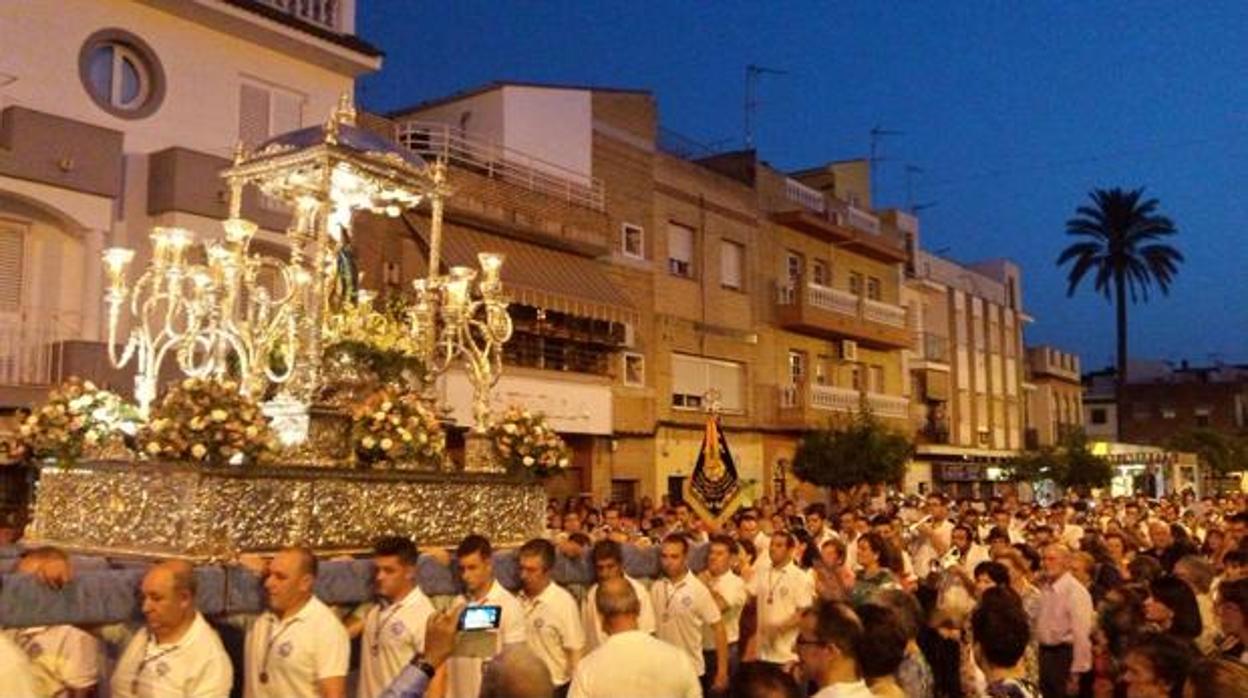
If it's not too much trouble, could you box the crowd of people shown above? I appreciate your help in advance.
[2,487,1248,698]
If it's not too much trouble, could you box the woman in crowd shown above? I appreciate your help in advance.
[1143,575,1204,645]
[850,532,899,606]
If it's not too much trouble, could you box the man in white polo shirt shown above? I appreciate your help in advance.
[112,560,233,698]
[445,534,526,698]
[244,546,349,698]
[752,530,814,670]
[570,578,699,698]
[7,547,100,698]
[651,534,729,694]
[354,536,435,698]
[0,631,39,698]
[581,540,655,651]
[699,534,747,694]
[517,538,585,698]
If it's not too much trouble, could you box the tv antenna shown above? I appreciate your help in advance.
[869,124,903,202]
[744,64,788,149]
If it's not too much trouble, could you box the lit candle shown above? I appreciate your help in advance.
[223,218,257,247]
[478,252,504,286]
[444,267,476,312]
[102,247,135,290]
[166,228,195,267]
[150,229,170,267]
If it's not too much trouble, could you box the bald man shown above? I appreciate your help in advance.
[112,560,233,698]
[244,546,349,698]
[570,578,700,698]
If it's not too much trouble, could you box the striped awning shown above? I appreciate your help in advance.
[439,228,638,325]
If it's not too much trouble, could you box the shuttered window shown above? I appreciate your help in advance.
[720,240,743,290]
[667,222,694,278]
[239,81,304,148]
[671,353,745,413]
[0,224,24,310]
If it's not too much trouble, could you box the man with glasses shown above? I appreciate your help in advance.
[795,601,872,698]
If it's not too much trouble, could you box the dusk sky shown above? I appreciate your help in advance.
[357,2,1248,370]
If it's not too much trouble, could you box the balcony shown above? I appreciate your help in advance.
[865,392,910,419]
[254,0,342,31]
[775,282,911,349]
[396,120,605,212]
[0,106,124,198]
[776,383,910,428]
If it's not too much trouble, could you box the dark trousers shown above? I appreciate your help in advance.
[1039,643,1074,698]
[700,642,740,696]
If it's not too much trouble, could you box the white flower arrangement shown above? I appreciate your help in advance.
[351,387,446,468]
[17,377,140,464]
[488,405,571,478]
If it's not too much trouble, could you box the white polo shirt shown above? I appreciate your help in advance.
[752,560,814,664]
[445,579,526,698]
[6,624,98,697]
[569,629,700,698]
[651,572,721,676]
[243,596,349,698]
[0,632,39,698]
[582,576,656,650]
[357,586,435,698]
[112,613,232,698]
[702,570,747,648]
[520,581,586,686]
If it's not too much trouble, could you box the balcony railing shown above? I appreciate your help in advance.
[0,309,78,387]
[255,0,342,31]
[865,392,909,419]
[846,205,880,235]
[780,383,909,419]
[862,297,907,329]
[395,120,606,212]
[779,282,907,329]
[812,384,862,412]
[783,177,826,214]
[806,283,860,316]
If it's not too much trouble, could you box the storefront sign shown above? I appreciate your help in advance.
[437,371,613,435]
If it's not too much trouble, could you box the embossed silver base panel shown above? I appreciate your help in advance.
[26,461,545,560]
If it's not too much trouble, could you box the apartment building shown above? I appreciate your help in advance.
[904,250,1028,497]
[1024,345,1083,448]
[0,0,379,406]
[373,81,924,502]
[1091,360,1248,447]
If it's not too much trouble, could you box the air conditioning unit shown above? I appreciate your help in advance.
[840,339,858,362]
[621,323,637,348]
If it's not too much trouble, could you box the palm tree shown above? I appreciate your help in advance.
[1057,187,1183,436]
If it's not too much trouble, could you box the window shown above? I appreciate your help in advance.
[0,223,25,310]
[621,223,644,259]
[671,353,745,413]
[812,259,830,286]
[78,30,165,119]
[850,365,863,391]
[239,81,305,148]
[849,271,863,296]
[788,350,806,386]
[1090,408,1107,425]
[815,355,831,386]
[1195,407,1212,428]
[865,276,882,301]
[868,365,885,393]
[784,251,803,285]
[720,240,744,290]
[667,222,695,278]
[623,353,645,387]
[1161,407,1177,420]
